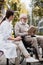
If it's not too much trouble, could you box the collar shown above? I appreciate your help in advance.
[6,18,10,22]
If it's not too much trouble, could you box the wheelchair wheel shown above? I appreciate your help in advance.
[20,54,24,64]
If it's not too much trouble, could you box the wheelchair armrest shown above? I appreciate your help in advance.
[27,47,33,52]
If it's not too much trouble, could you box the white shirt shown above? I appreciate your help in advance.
[0,19,17,58]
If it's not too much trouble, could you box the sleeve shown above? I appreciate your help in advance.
[1,23,12,40]
[14,23,28,37]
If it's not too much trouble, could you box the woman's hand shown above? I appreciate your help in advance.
[8,36,22,41]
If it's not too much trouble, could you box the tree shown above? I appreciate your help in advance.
[0,0,5,16]
[32,0,43,26]
[3,0,29,27]
[7,0,29,27]
[32,0,43,34]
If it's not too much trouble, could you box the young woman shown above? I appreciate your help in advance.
[0,10,21,59]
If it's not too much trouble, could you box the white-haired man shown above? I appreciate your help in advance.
[14,14,40,60]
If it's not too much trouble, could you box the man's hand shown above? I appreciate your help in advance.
[15,36,22,41]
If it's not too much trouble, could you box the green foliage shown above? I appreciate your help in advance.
[12,11,19,26]
[9,1,21,27]
[11,2,17,11]
[32,0,43,35]
[37,32,43,35]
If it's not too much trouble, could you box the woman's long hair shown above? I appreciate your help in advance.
[0,9,14,24]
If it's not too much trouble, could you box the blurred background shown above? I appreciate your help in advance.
[0,0,43,34]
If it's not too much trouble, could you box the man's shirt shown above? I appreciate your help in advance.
[15,21,29,37]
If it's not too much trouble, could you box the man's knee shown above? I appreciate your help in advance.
[32,37,37,42]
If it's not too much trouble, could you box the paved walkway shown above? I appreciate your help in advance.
[0,55,43,65]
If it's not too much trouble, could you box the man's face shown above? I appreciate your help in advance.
[21,17,27,23]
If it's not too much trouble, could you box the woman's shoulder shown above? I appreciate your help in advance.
[1,20,9,28]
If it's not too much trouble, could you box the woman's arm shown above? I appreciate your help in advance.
[8,36,22,41]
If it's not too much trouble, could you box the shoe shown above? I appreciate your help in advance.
[26,57,39,62]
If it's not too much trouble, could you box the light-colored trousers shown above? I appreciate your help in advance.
[24,36,40,56]
[37,36,43,48]
[10,40,29,64]
[14,40,29,57]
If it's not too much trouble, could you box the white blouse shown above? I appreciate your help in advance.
[0,19,17,58]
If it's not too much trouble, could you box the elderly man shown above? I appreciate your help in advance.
[14,14,40,60]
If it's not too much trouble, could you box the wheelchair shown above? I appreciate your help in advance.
[19,36,40,65]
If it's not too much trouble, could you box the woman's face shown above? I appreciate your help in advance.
[9,15,14,21]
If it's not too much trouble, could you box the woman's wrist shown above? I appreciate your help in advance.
[14,36,22,41]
